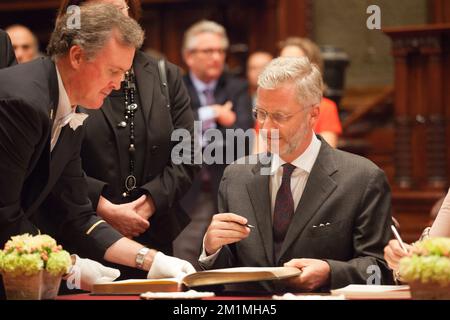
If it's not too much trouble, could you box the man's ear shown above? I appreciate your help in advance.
[183,50,193,68]
[309,105,320,127]
[68,45,84,70]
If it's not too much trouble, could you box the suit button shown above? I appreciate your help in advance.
[151,145,159,155]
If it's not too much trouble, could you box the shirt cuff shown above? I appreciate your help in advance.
[198,237,222,268]
[198,106,216,121]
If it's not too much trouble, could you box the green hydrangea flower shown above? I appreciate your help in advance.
[399,237,450,285]
[0,252,43,276]
[46,251,72,276]
[414,237,450,257]
[0,234,71,277]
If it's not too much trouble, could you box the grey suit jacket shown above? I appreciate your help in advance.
[204,137,394,291]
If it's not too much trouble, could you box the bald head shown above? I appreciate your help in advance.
[6,25,39,63]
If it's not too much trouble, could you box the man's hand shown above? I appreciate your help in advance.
[384,239,413,271]
[283,258,331,292]
[147,252,196,280]
[212,101,236,127]
[204,213,251,256]
[65,255,120,292]
[135,195,156,221]
[97,195,150,238]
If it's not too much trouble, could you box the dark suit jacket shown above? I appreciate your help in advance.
[0,29,17,68]
[182,73,254,210]
[204,137,394,291]
[80,51,199,252]
[0,58,122,260]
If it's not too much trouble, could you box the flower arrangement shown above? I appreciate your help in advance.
[398,237,450,299]
[0,234,72,277]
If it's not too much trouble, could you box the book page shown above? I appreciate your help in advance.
[103,278,179,284]
[333,285,410,292]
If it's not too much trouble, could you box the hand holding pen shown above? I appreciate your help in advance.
[384,224,413,271]
[204,213,254,256]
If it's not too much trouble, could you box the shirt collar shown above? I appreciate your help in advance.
[55,66,75,122]
[270,133,322,175]
[189,72,218,94]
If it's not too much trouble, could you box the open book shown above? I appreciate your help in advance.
[92,267,301,295]
[330,285,411,300]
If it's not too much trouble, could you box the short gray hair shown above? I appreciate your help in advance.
[257,57,323,107]
[182,20,229,52]
[47,2,144,59]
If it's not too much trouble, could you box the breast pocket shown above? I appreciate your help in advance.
[304,218,352,239]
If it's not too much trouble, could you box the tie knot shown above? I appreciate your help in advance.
[282,163,296,178]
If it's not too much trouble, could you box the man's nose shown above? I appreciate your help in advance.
[262,116,276,130]
[112,74,125,90]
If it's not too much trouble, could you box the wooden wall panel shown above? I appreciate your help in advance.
[0,0,311,76]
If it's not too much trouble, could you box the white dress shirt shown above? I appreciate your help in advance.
[50,67,87,151]
[189,72,218,121]
[199,133,322,267]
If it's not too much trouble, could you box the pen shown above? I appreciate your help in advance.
[391,225,408,253]
[235,222,255,229]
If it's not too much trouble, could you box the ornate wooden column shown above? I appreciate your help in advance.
[384,24,450,241]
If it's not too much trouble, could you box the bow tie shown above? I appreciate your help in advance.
[58,112,89,131]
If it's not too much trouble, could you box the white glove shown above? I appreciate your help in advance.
[147,252,196,280]
[65,255,121,292]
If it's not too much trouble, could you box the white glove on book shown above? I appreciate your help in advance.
[147,252,196,280]
[65,254,121,291]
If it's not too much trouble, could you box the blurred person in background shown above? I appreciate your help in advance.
[279,37,342,148]
[5,24,41,63]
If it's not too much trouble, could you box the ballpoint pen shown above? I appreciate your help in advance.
[391,225,408,253]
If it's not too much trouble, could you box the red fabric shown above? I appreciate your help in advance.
[314,98,342,135]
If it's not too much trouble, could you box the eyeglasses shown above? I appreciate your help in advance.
[253,106,309,125]
[190,48,226,56]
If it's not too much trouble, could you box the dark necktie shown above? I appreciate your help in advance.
[273,163,296,260]
[202,88,217,132]
[199,88,216,191]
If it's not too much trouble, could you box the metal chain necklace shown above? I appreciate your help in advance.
[118,68,138,197]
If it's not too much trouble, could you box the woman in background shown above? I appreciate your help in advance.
[279,37,343,148]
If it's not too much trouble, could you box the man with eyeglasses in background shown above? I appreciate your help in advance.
[175,20,254,269]
[198,57,394,293]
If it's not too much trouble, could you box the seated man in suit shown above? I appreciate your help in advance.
[0,29,17,68]
[0,3,194,294]
[199,57,394,292]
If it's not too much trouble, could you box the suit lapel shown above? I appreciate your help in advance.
[98,97,125,173]
[184,75,202,111]
[277,142,338,262]
[214,75,228,105]
[246,159,274,266]
[133,52,158,178]
[134,52,156,124]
